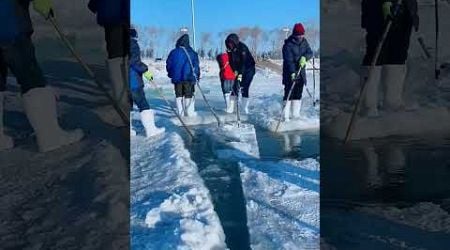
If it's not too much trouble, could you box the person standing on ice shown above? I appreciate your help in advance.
[129,27,164,137]
[361,0,419,117]
[88,0,130,122]
[282,23,313,121]
[166,34,200,117]
[0,0,84,152]
[225,33,256,114]
[216,52,236,113]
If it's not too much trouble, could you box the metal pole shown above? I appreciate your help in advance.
[191,0,197,51]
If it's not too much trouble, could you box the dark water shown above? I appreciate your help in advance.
[321,135,450,248]
[185,125,319,250]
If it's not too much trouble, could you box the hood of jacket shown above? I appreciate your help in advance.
[176,34,190,47]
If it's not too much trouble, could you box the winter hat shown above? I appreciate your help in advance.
[293,23,305,36]
[225,33,239,50]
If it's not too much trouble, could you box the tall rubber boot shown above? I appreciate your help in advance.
[228,95,236,114]
[242,97,250,114]
[291,99,302,119]
[383,64,406,111]
[0,92,13,151]
[284,100,292,121]
[176,97,185,116]
[140,109,165,137]
[224,93,232,113]
[362,66,382,117]
[23,87,84,152]
[185,97,197,117]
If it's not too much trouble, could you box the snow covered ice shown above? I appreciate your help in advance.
[131,133,227,250]
[130,58,320,249]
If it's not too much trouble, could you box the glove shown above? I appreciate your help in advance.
[236,72,243,82]
[143,71,154,81]
[291,73,297,81]
[33,0,54,19]
[299,56,307,68]
[382,2,393,21]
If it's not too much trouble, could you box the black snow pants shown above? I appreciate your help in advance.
[0,35,46,94]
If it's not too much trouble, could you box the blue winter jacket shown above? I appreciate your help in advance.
[0,0,33,45]
[166,34,200,84]
[282,35,313,85]
[88,0,129,26]
[129,34,148,91]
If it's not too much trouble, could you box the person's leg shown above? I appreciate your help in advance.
[241,71,254,114]
[283,82,292,121]
[0,51,13,150]
[223,80,233,113]
[2,35,83,152]
[104,23,129,111]
[174,84,184,116]
[184,82,197,117]
[382,28,411,111]
[362,33,383,117]
[290,79,304,119]
[132,88,164,137]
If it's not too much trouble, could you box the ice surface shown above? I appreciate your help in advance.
[131,133,226,250]
[240,159,320,250]
[325,107,450,140]
[359,202,450,233]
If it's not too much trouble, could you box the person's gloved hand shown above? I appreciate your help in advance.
[382,1,393,20]
[33,0,54,19]
[235,72,242,82]
[291,73,297,81]
[299,56,307,68]
[143,71,154,81]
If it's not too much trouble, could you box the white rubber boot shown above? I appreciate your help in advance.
[23,87,84,152]
[0,92,13,151]
[141,109,165,138]
[383,64,406,111]
[283,100,292,121]
[107,57,128,110]
[242,97,250,114]
[185,97,197,117]
[363,66,382,117]
[228,95,236,114]
[224,93,232,113]
[291,99,302,119]
[176,97,185,116]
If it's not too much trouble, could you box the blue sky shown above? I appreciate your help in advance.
[132,0,319,56]
[132,0,319,32]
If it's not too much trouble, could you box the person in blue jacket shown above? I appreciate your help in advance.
[166,34,200,117]
[88,0,130,118]
[282,23,313,121]
[0,0,84,152]
[129,27,164,137]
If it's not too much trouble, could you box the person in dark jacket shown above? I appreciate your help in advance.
[282,23,313,121]
[225,33,256,114]
[166,34,200,117]
[88,0,130,115]
[0,0,84,152]
[361,0,419,116]
[129,28,164,137]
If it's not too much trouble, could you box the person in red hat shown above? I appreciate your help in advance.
[282,23,313,121]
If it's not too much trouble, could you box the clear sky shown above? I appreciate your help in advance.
[132,0,319,33]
